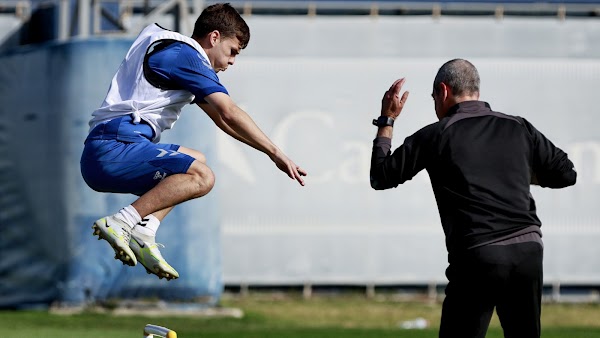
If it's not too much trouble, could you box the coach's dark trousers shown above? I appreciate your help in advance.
[439,241,544,338]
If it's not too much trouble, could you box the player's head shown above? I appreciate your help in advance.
[431,58,480,119]
[193,3,250,73]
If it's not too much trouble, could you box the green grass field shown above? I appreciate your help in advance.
[2,292,600,338]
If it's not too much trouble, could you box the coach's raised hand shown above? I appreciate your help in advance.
[381,78,410,120]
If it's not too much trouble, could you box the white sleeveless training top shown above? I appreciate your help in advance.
[89,24,210,143]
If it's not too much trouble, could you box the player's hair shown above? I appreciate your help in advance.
[192,3,250,49]
[433,59,480,97]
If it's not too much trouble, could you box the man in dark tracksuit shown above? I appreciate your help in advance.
[370,59,577,338]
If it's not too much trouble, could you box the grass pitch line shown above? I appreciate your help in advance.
[143,324,177,338]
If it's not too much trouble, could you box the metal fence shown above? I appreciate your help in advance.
[0,0,599,46]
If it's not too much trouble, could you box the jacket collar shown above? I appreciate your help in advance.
[446,101,491,117]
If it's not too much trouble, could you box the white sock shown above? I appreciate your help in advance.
[116,205,142,230]
[133,214,160,239]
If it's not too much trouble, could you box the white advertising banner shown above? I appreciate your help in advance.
[216,17,600,285]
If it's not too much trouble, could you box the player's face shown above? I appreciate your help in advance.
[212,36,241,73]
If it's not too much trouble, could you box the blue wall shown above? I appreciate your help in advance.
[0,39,222,308]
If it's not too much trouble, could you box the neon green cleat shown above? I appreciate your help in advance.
[92,216,137,266]
[130,235,179,281]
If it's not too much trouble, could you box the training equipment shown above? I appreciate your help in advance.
[130,235,179,280]
[92,216,137,266]
[143,324,177,338]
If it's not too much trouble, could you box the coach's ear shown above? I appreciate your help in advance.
[438,82,451,102]
[433,82,451,120]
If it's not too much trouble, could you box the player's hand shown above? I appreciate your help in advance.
[381,78,410,119]
[270,150,307,186]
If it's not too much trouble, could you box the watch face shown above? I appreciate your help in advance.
[382,117,393,126]
[373,116,393,127]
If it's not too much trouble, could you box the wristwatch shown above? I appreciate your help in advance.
[372,116,395,127]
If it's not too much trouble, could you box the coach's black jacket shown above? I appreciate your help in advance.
[370,101,577,254]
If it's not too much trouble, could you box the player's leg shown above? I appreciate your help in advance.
[130,146,212,217]
[147,206,174,222]
[82,138,213,278]
[130,158,214,216]
[130,146,206,237]
[129,207,183,279]
[127,146,213,280]
[82,139,153,267]
[129,160,213,280]
[495,242,543,338]
[178,146,207,163]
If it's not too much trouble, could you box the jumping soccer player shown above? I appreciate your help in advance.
[81,3,307,280]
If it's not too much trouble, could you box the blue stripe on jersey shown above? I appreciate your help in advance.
[147,41,228,103]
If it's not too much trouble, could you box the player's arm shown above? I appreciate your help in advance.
[152,43,306,185]
[202,91,277,154]
[197,101,258,151]
[203,92,307,186]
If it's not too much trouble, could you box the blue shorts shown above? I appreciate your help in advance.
[80,116,195,196]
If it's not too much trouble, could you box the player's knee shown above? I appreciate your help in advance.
[199,167,215,193]
[188,163,215,197]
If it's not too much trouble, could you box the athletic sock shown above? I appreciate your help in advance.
[115,205,142,230]
[133,214,160,241]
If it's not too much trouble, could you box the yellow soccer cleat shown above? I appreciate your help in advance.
[92,216,137,266]
[130,235,179,281]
